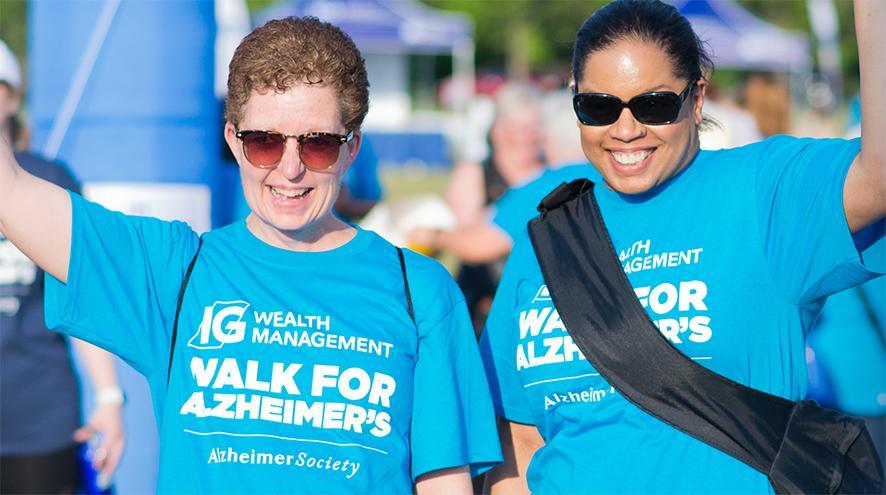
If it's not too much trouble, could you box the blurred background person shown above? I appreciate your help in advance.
[439,82,545,330]
[334,134,383,222]
[698,83,763,150]
[444,82,545,226]
[0,39,124,495]
[408,87,592,274]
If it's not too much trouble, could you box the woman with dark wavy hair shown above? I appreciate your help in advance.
[481,1,884,493]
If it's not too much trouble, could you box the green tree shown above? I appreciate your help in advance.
[0,0,28,75]
[423,0,606,78]
[424,0,859,96]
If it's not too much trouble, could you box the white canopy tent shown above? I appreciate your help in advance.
[673,0,811,73]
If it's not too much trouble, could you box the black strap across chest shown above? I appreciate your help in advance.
[527,179,882,494]
[167,237,202,386]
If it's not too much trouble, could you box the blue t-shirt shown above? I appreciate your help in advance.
[46,195,501,494]
[480,136,882,494]
[1,152,81,455]
[490,163,598,243]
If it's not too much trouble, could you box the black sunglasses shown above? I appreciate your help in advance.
[573,81,696,126]
[235,129,352,171]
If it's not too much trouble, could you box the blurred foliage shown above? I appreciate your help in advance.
[245,0,280,14]
[0,0,28,74]
[423,0,606,77]
[738,0,859,93]
[424,0,859,95]
[0,0,861,97]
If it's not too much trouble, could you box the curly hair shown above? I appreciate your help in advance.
[225,17,369,132]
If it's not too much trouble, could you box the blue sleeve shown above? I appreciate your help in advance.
[490,191,525,243]
[45,192,200,376]
[754,136,882,304]
[479,239,536,424]
[343,137,382,201]
[406,253,502,480]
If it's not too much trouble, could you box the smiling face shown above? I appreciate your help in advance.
[577,38,706,195]
[224,84,360,248]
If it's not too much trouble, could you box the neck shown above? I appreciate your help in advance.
[246,213,356,252]
[492,149,543,186]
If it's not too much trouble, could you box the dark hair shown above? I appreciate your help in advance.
[226,17,369,132]
[572,0,713,88]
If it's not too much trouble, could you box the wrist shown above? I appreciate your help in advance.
[95,386,125,407]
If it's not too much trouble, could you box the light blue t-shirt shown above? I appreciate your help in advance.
[480,136,882,494]
[490,163,599,244]
[46,194,501,494]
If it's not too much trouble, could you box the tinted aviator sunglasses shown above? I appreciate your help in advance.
[235,129,353,170]
[572,81,696,126]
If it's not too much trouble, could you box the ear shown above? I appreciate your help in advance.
[693,80,708,125]
[223,121,241,164]
[341,128,362,175]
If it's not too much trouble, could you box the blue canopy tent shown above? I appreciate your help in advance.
[254,0,475,168]
[673,0,811,73]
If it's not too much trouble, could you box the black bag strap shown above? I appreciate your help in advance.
[397,247,415,324]
[528,179,882,494]
[168,237,203,387]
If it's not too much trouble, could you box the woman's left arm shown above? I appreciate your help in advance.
[414,466,472,495]
[844,0,886,233]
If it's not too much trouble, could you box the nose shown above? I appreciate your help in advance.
[609,107,646,142]
[276,139,306,180]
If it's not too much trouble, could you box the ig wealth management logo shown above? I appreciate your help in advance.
[188,300,250,350]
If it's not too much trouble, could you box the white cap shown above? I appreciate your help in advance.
[0,40,22,90]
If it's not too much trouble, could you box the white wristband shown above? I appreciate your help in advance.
[96,386,125,407]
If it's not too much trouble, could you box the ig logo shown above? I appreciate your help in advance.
[532,285,551,303]
[188,301,250,349]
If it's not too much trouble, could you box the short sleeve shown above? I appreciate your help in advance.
[479,239,536,424]
[45,192,199,375]
[753,136,881,304]
[490,191,526,243]
[407,256,502,480]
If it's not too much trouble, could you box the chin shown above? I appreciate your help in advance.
[253,210,309,233]
[603,173,657,196]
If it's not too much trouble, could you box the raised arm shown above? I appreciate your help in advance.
[0,136,73,281]
[844,0,886,233]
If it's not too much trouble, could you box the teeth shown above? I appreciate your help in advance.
[611,150,652,165]
[271,187,310,199]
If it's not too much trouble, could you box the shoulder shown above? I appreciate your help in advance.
[357,232,467,331]
[400,244,456,289]
[714,135,859,163]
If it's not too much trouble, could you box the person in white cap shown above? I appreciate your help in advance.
[0,39,125,494]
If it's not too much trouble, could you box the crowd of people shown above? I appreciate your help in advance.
[0,0,882,493]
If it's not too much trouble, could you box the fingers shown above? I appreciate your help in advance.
[72,424,95,443]
[95,434,124,476]
[77,404,125,477]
